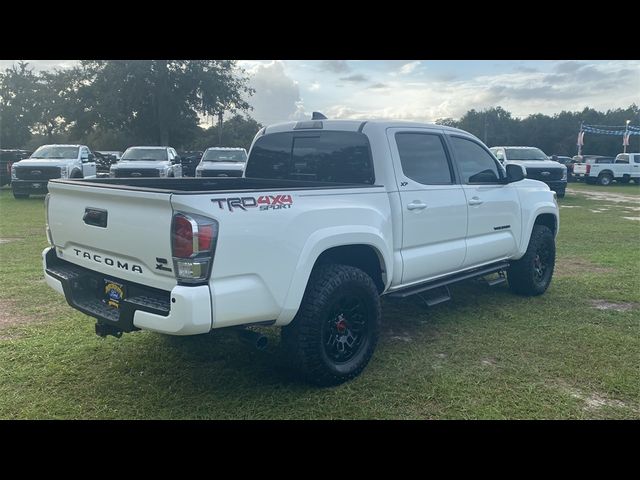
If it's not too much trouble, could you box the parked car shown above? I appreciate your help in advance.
[43,118,559,385]
[490,146,567,197]
[109,146,182,178]
[11,144,96,199]
[0,149,31,186]
[550,155,578,182]
[178,151,203,177]
[195,147,248,177]
[573,153,640,185]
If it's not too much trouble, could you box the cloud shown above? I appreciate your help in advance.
[399,61,421,75]
[339,74,369,83]
[367,83,389,89]
[319,60,350,73]
[308,82,321,91]
[247,61,308,124]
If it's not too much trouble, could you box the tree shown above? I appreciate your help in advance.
[75,60,254,146]
[191,115,262,151]
[0,62,39,148]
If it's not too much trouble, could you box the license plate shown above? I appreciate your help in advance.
[104,279,126,309]
[32,183,42,188]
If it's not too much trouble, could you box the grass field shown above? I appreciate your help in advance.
[0,183,638,419]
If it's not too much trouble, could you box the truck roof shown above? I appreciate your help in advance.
[37,144,85,148]
[491,146,543,149]
[263,119,473,136]
[126,146,170,149]
[204,147,246,151]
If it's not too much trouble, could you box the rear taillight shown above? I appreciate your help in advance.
[171,212,219,285]
[586,164,591,174]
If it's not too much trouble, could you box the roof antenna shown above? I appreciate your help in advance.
[311,112,327,120]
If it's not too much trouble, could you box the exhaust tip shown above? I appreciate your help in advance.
[237,328,268,350]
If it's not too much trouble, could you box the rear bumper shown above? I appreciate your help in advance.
[42,247,212,335]
[12,179,51,194]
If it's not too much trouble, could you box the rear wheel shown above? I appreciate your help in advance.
[634,178,640,185]
[597,173,613,186]
[508,224,555,296]
[620,175,631,184]
[281,264,381,386]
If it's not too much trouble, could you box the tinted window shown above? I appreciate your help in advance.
[246,131,374,184]
[395,133,452,184]
[451,137,502,184]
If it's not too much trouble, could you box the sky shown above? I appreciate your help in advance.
[2,60,639,125]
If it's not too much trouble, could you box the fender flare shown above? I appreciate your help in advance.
[517,205,558,258]
[275,227,392,325]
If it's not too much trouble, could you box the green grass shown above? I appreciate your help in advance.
[0,184,638,419]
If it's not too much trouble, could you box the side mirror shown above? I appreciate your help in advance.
[505,163,526,183]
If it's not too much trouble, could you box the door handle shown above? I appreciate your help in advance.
[468,197,483,206]
[407,202,427,211]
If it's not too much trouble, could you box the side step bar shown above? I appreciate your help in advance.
[387,261,510,299]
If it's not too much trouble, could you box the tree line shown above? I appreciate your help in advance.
[437,105,640,157]
[0,60,261,152]
[1,61,638,156]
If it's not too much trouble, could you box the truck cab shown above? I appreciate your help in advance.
[490,146,567,197]
[195,147,247,178]
[109,146,182,178]
[11,144,96,199]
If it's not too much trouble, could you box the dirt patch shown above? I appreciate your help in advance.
[554,256,615,278]
[0,299,39,330]
[480,357,497,367]
[557,382,635,413]
[0,238,22,244]
[589,299,638,312]
[571,189,640,205]
[622,216,640,221]
[560,205,582,209]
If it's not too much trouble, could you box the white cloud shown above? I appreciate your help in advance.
[246,61,308,125]
[309,82,321,91]
[399,61,421,75]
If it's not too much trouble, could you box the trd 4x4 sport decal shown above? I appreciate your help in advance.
[211,195,293,212]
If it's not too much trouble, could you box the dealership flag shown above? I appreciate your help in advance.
[577,130,585,146]
[623,133,630,146]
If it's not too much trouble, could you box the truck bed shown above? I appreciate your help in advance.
[50,177,381,194]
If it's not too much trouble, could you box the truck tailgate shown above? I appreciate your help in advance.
[573,164,587,175]
[47,181,176,291]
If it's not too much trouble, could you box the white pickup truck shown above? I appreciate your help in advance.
[573,153,640,185]
[11,144,97,199]
[43,119,559,385]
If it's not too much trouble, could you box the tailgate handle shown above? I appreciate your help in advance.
[83,208,108,228]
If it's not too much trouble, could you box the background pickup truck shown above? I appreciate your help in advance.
[573,153,640,185]
[11,144,97,199]
[43,119,559,385]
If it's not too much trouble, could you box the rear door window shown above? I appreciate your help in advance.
[395,132,453,184]
[246,131,374,184]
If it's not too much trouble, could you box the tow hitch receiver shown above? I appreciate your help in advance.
[95,322,123,339]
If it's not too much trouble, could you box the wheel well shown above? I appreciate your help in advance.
[314,245,386,293]
[534,213,557,236]
[598,170,613,177]
[70,169,83,178]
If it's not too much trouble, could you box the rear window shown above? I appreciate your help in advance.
[245,131,374,184]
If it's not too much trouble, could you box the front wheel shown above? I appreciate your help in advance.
[508,224,555,296]
[620,176,630,184]
[281,264,381,386]
[634,178,640,185]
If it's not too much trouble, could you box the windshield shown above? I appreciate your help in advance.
[202,149,247,162]
[505,148,548,161]
[31,145,79,159]
[121,148,167,161]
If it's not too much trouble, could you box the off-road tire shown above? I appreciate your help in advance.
[620,175,631,184]
[597,173,613,186]
[634,178,640,185]
[13,192,29,199]
[556,191,565,199]
[281,264,381,386]
[508,224,555,296]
